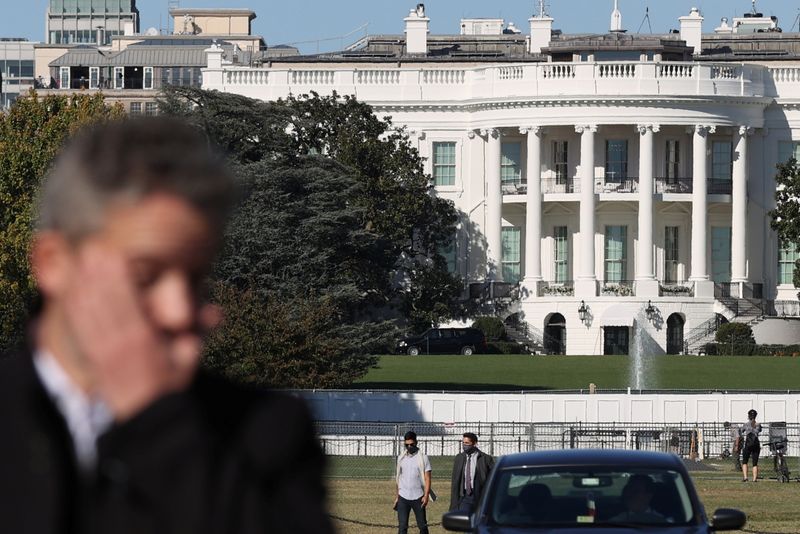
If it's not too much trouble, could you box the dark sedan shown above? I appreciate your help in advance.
[442,449,746,533]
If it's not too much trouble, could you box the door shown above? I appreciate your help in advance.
[604,327,630,355]
[666,314,685,355]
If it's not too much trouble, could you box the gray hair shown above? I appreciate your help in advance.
[37,117,234,241]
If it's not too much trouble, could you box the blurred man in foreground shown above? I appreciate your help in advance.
[0,118,333,534]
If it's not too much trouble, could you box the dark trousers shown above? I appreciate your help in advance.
[456,493,476,513]
[397,496,429,534]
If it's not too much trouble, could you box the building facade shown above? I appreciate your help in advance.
[202,4,800,355]
[46,0,140,45]
[0,38,35,109]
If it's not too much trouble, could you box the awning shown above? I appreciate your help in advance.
[601,305,635,327]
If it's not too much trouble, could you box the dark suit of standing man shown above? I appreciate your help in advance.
[0,118,333,534]
[449,432,494,512]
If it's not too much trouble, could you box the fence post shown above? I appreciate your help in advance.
[529,423,535,452]
[489,423,495,456]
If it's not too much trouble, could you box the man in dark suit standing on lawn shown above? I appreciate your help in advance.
[449,432,494,513]
[0,118,334,534]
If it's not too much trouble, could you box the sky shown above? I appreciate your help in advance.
[3,0,800,53]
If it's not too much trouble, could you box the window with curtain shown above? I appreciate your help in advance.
[502,227,521,283]
[501,142,522,186]
[553,141,568,184]
[605,140,628,182]
[665,140,680,181]
[664,226,679,283]
[432,142,456,186]
[554,226,568,283]
[604,226,627,282]
[712,141,732,180]
[779,241,799,285]
[711,227,731,283]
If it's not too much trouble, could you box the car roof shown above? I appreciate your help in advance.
[496,449,686,470]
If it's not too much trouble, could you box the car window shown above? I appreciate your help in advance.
[488,466,695,527]
[440,330,453,338]
[427,330,440,339]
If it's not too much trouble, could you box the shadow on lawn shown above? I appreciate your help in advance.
[353,382,552,391]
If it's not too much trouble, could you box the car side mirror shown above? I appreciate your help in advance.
[710,508,746,531]
[442,511,472,532]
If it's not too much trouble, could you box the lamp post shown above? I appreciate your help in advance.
[578,300,588,323]
[645,300,656,320]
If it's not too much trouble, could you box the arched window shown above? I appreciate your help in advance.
[544,313,566,355]
[666,314,685,355]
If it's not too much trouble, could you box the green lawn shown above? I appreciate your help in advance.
[354,355,800,391]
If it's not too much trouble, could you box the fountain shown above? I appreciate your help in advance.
[629,309,662,389]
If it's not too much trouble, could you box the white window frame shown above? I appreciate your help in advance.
[114,67,124,89]
[143,66,154,90]
[89,66,99,89]
[59,66,70,90]
[428,138,462,191]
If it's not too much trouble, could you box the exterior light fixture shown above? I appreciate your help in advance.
[645,299,656,319]
[577,300,588,322]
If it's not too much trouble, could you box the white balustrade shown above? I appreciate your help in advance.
[597,63,636,78]
[421,69,466,84]
[290,70,335,85]
[711,65,741,80]
[657,63,694,79]
[356,70,400,85]
[772,67,800,83]
[541,64,575,79]
[497,65,524,81]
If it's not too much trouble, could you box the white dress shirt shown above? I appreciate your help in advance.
[33,350,114,471]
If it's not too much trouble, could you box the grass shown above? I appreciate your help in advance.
[328,472,800,534]
[354,355,800,391]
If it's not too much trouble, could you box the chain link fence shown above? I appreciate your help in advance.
[317,421,800,479]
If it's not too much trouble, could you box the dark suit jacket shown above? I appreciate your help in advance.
[0,349,334,534]
[449,448,494,511]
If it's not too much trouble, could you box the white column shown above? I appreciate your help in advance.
[575,125,598,297]
[731,126,751,284]
[690,125,714,297]
[522,126,543,295]
[483,128,503,281]
[636,124,660,296]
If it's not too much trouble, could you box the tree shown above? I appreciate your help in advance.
[770,158,800,290]
[0,92,124,352]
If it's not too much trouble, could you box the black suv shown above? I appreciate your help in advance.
[397,328,486,355]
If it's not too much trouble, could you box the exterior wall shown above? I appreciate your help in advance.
[172,15,251,36]
[0,40,35,108]
[34,45,70,83]
[300,390,800,424]
[752,318,800,345]
[202,57,800,354]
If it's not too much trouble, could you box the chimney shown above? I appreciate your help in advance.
[610,0,623,33]
[529,14,553,54]
[404,4,429,55]
[679,7,704,55]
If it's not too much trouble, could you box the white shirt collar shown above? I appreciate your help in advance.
[33,350,113,471]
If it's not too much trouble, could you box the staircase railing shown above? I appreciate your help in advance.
[683,315,723,354]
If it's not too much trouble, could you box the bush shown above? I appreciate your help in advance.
[472,316,506,341]
[486,341,526,354]
[755,344,800,357]
[715,323,755,345]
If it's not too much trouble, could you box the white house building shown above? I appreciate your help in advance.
[201,3,800,355]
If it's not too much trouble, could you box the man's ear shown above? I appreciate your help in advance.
[30,232,74,298]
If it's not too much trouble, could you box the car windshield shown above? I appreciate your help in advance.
[488,466,695,527]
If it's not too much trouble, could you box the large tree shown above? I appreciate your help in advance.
[770,158,800,290]
[159,87,463,387]
[0,92,124,352]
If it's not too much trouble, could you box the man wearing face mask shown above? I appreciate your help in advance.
[394,431,431,534]
[450,432,495,513]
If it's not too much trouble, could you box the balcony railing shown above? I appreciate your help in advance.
[707,179,732,195]
[595,178,638,194]
[538,281,575,297]
[714,282,740,299]
[655,177,692,194]
[659,282,695,297]
[601,280,635,297]
[542,177,580,194]
[501,182,527,195]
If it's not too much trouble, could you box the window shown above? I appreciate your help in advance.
[554,226,568,283]
[604,226,627,282]
[664,226,679,283]
[501,227,521,283]
[114,67,124,89]
[144,102,158,116]
[501,142,522,186]
[143,67,153,90]
[438,238,458,274]
[59,66,70,89]
[779,241,799,285]
[711,141,732,181]
[665,140,680,181]
[711,227,731,283]
[432,142,456,186]
[89,66,99,89]
[553,141,568,184]
[605,140,628,182]
[129,102,142,116]
[778,141,800,163]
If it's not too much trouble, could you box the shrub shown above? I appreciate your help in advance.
[472,316,506,341]
[756,344,800,357]
[715,323,755,345]
[486,341,526,354]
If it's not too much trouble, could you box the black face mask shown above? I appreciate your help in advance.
[405,444,419,454]
[462,444,476,455]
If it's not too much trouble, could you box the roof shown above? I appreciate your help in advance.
[496,449,686,470]
[169,8,256,20]
[49,48,109,67]
[109,46,210,67]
